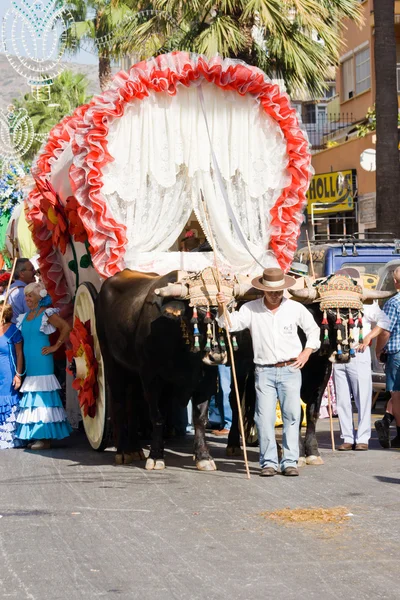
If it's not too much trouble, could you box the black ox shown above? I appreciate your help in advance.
[96,269,232,471]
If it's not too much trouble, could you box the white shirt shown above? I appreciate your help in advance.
[353,302,391,342]
[216,297,321,365]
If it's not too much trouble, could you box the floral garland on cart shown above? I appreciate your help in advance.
[66,317,98,418]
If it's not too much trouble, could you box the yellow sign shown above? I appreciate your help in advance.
[306,169,356,215]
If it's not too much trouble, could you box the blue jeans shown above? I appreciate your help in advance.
[386,350,400,392]
[254,365,301,471]
[217,365,232,430]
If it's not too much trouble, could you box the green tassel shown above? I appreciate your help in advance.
[232,335,238,351]
[193,336,200,353]
[204,339,211,352]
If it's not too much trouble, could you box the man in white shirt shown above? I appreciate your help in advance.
[216,267,320,477]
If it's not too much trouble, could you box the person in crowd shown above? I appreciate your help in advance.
[0,271,11,300]
[0,303,24,449]
[216,267,320,477]
[211,364,233,436]
[9,258,36,323]
[332,269,390,451]
[373,266,400,448]
[15,282,72,450]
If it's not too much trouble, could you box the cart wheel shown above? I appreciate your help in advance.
[73,282,110,451]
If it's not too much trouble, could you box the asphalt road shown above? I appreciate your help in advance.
[1,415,400,600]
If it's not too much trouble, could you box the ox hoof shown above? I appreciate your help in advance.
[226,446,242,457]
[145,458,165,471]
[297,457,307,468]
[306,455,324,466]
[196,459,217,471]
[115,451,145,465]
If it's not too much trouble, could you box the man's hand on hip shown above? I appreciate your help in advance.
[293,348,313,369]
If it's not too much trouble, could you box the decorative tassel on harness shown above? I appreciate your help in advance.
[204,305,212,324]
[357,311,363,343]
[335,308,343,357]
[204,322,212,352]
[190,307,201,352]
[218,327,226,352]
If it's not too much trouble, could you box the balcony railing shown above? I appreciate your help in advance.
[301,112,357,151]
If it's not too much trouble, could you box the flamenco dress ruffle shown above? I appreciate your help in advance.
[0,324,23,449]
[15,309,72,441]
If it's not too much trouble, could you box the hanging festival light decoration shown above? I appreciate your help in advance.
[0,105,35,175]
[1,0,76,101]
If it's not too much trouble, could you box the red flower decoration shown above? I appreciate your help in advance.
[65,195,87,243]
[66,317,98,418]
[0,272,11,285]
[34,177,69,254]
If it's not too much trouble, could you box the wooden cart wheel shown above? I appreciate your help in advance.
[73,282,110,451]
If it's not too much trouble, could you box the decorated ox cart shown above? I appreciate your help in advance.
[26,51,312,454]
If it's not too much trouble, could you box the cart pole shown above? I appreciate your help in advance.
[327,382,336,451]
[200,190,251,480]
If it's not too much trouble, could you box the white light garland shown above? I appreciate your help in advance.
[0,105,35,165]
[1,0,76,99]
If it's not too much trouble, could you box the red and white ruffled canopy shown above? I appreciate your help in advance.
[27,52,312,307]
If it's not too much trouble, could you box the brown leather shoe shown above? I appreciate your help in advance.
[260,467,277,477]
[211,428,230,436]
[281,467,299,476]
[337,443,354,451]
[355,443,368,451]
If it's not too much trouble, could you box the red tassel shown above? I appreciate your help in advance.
[348,309,354,326]
[335,308,341,325]
[357,311,363,326]
[321,310,328,325]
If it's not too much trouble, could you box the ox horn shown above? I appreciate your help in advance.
[288,287,318,302]
[362,289,395,301]
[154,282,189,298]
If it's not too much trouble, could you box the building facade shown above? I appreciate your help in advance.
[305,0,400,240]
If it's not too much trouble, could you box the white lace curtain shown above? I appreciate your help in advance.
[97,81,290,273]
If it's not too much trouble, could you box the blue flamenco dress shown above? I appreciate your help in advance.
[15,308,72,441]
[0,324,22,449]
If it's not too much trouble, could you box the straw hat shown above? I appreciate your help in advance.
[251,268,296,292]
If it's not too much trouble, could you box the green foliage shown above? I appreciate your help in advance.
[12,71,92,162]
[111,0,364,97]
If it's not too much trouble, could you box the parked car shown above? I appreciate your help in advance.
[294,236,400,289]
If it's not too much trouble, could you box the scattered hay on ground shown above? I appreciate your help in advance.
[260,506,351,527]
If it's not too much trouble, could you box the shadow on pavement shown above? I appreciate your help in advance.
[374,475,400,484]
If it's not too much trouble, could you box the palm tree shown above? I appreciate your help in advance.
[374,0,400,234]
[13,71,92,161]
[118,0,363,97]
[66,0,147,91]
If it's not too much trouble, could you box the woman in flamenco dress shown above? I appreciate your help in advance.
[15,281,72,450]
[0,302,23,449]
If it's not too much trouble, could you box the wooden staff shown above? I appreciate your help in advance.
[326,380,336,451]
[200,190,251,479]
[0,257,18,324]
[305,230,315,279]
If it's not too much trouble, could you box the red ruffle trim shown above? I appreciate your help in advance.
[26,104,90,307]
[69,52,311,274]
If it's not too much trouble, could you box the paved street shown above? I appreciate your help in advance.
[1,411,400,600]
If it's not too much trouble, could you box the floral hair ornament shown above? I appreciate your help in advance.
[38,288,52,307]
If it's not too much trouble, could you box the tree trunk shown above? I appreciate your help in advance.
[99,54,112,91]
[375,0,400,234]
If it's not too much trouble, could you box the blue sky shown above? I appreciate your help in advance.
[0,1,97,65]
